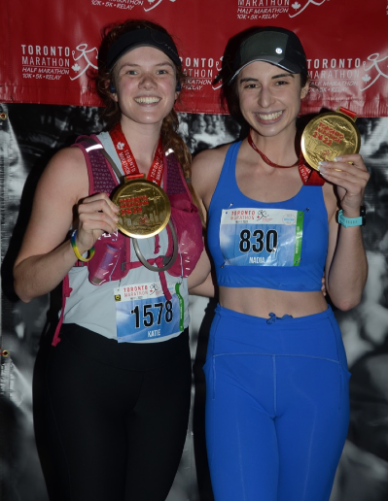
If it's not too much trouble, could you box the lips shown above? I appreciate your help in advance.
[135,96,160,104]
[256,110,283,121]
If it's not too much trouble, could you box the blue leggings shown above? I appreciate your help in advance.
[204,305,350,501]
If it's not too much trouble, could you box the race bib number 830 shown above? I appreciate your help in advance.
[220,208,304,267]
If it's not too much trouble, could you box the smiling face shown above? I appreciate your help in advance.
[237,60,309,141]
[111,45,179,129]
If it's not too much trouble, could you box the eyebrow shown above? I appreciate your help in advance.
[118,61,175,71]
[240,73,295,84]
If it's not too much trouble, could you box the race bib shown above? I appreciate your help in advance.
[114,282,185,342]
[220,208,304,267]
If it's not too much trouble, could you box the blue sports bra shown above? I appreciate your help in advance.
[207,141,329,292]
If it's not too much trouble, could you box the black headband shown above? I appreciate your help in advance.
[106,28,181,71]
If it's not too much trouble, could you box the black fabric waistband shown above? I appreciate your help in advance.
[56,324,189,371]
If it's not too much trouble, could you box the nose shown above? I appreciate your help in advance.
[257,86,275,108]
[139,72,156,89]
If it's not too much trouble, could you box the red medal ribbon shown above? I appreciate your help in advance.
[337,107,357,121]
[298,163,325,186]
[248,129,325,186]
[110,123,164,185]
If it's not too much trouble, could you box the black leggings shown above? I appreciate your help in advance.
[33,324,191,501]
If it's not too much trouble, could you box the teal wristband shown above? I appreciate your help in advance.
[338,207,366,228]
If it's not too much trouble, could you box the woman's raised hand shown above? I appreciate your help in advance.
[318,154,370,215]
[75,193,120,254]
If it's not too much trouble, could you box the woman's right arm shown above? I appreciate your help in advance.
[187,146,228,297]
[13,147,119,303]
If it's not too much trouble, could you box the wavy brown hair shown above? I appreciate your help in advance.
[96,19,192,181]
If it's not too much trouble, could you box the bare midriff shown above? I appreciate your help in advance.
[219,286,328,319]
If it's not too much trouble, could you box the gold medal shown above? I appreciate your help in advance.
[111,177,171,238]
[301,108,361,171]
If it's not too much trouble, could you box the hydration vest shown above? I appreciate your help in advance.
[52,134,203,346]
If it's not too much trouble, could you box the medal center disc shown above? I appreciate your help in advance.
[301,112,361,171]
[112,179,171,238]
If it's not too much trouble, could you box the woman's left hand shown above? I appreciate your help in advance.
[318,154,370,215]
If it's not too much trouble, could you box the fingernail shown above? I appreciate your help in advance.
[317,161,327,173]
[333,157,342,161]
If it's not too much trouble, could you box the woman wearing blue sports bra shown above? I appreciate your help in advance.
[189,27,370,501]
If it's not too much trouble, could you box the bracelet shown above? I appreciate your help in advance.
[337,206,366,228]
[70,230,95,262]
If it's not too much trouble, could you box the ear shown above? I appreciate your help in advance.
[108,80,119,102]
[174,80,181,102]
[300,78,310,99]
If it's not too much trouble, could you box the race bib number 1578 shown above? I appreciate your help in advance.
[114,282,183,342]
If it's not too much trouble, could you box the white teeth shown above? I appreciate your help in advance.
[258,111,283,120]
[135,97,160,104]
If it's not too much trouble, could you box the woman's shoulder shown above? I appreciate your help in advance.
[38,145,89,202]
[193,142,233,165]
[192,142,235,180]
[191,143,232,199]
[48,144,87,168]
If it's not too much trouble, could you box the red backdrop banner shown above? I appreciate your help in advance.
[1,0,388,116]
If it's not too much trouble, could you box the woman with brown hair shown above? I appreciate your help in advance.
[190,26,370,501]
[13,19,202,501]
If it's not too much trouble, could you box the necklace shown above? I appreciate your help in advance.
[248,130,303,168]
[247,129,325,186]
